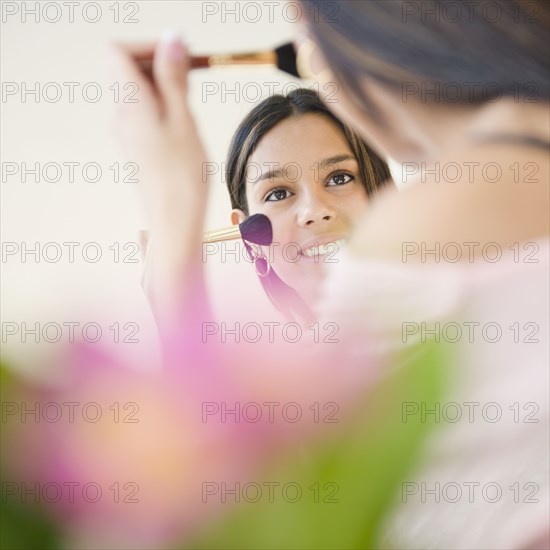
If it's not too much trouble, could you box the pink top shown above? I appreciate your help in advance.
[318,238,550,549]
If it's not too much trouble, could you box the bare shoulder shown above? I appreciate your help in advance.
[350,145,549,263]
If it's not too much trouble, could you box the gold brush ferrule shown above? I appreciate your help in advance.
[203,225,241,243]
[208,51,277,68]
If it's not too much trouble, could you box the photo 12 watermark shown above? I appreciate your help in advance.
[202,401,340,424]
[2,242,142,264]
[1,162,139,184]
[201,1,339,24]
[401,401,540,424]
[203,240,345,266]
[401,1,542,24]
[203,158,355,185]
[402,81,540,104]
[402,481,539,504]
[400,161,540,185]
[1,321,140,344]
[2,400,140,424]
[401,321,540,344]
[202,480,339,503]
[1,2,140,24]
[202,321,339,344]
[201,81,339,104]
[401,241,540,263]
[2,82,140,104]
[1,481,139,504]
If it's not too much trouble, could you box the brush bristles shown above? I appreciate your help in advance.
[275,43,299,78]
[240,214,273,246]
[203,214,272,245]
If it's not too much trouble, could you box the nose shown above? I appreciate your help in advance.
[296,189,336,227]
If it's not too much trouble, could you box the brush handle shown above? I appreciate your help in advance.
[203,225,241,243]
[138,51,277,76]
[138,55,211,76]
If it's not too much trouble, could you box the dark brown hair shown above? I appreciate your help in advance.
[299,0,549,122]
[225,88,391,320]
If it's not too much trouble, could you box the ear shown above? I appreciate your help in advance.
[231,208,246,225]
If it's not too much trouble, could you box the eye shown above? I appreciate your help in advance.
[265,188,294,202]
[327,172,354,186]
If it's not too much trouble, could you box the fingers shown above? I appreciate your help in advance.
[114,42,156,61]
[107,41,158,112]
[113,43,156,79]
[152,29,190,121]
[108,31,190,122]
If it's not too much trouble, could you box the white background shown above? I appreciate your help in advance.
[1,1,401,376]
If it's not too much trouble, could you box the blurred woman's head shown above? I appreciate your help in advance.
[297,0,550,161]
[226,88,390,319]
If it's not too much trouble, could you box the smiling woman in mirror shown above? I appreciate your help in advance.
[225,89,391,322]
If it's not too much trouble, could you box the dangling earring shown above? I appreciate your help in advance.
[245,241,271,278]
[254,254,271,278]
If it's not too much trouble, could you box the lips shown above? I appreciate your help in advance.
[300,237,346,258]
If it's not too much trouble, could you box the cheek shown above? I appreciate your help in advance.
[254,207,294,251]
[247,200,290,250]
[257,211,301,286]
[269,216,297,271]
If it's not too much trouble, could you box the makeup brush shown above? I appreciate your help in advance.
[139,43,299,78]
[203,213,272,246]
[192,43,298,77]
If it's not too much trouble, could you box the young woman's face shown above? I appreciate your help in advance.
[232,113,370,308]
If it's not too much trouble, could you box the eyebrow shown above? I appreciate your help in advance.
[251,154,357,185]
